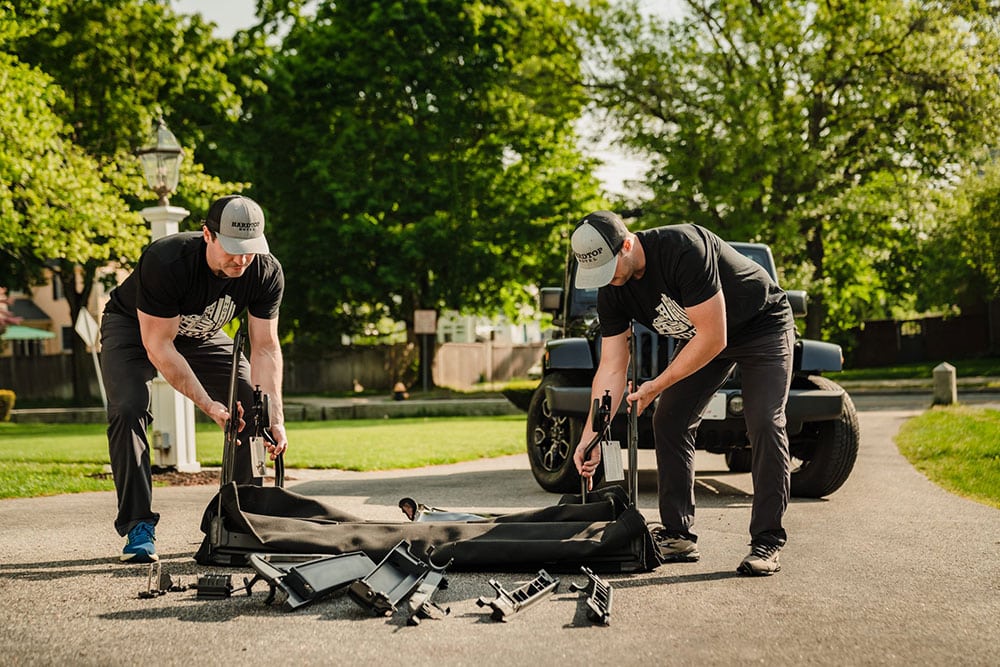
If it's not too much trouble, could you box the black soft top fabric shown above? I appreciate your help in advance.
[196,483,661,573]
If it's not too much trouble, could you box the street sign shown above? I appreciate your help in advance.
[75,309,99,346]
[414,309,437,334]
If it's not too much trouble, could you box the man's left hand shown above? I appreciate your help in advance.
[267,423,288,458]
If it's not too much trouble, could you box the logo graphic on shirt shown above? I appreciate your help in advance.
[179,295,237,339]
[652,294,696,339]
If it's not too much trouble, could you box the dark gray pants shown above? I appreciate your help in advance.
[100,313,256,537]
[652,326,795,547]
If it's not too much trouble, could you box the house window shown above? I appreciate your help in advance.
[52,279,62,301]
[62,326,74,351]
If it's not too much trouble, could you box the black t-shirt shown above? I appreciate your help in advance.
[105,232,284,341]
[598,225,791,343]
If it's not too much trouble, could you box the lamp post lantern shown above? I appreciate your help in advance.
[137,117,184,207]
[136,116,200,473]
[137,118,191,240]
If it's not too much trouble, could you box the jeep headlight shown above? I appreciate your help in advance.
[728,394,744,417]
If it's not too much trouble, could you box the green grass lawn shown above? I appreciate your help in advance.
[0,415,526,500]
[895,405,1000,509]
[3,405,998,509]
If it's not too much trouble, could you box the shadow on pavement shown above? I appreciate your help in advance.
[0,552,200,582]
[607,569,744,588]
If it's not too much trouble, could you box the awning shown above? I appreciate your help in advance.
[1,325,56,340]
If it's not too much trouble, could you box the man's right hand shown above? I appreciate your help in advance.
[574,439,603,491]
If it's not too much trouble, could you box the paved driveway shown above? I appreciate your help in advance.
[0,397,997,666]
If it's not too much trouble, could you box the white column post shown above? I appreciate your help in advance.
[141,205,190,240]
[140,204,201,472]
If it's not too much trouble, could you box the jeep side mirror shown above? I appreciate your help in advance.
[539,287,563,314]
[787,290,807,318]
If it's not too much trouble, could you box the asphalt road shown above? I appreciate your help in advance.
[0,393,997,666]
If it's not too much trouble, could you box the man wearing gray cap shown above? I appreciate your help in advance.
[571,210,795,576]
[100,194,287,563]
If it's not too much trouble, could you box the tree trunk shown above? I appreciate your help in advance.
[58,261,98,406]
[804,224,826,340]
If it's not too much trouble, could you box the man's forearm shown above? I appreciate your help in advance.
[648,332,724,396]
[148,346,215,414]
[251,346,284,425]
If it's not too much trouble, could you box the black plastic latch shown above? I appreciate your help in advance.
[196,573,235,599]
[348,541,449,617]
[476,569,560,622]
[405,568,450,626]
[246,552,377,611]
[569,565,613,625]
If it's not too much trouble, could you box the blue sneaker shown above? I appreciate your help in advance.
[120,521,158,563]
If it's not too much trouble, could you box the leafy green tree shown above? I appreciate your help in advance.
[921,159,1000,311]
[0,52,147,397]
[587,0,1000,344]
[3,0,249,401]
[8,0,244,206]
[236,0,602,363]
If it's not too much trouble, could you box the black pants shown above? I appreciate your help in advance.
[100,313,257,537]
[652,326,795,547]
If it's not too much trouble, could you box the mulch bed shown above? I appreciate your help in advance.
[89,468,290,487]
[153,469,221,486]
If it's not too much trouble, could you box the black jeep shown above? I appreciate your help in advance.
[526,241,859,498]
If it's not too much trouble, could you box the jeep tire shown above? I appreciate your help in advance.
[526,373,590,493]
[788,375,860,498]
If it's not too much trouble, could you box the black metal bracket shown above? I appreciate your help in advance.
[250,384,284,486]
[569,566,613,625]
[246,552,377,611]
[347,541,450,617]
[137,562,188,599]
[581,390,613,503]
[476,569,560,622]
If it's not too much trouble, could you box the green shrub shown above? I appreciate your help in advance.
[501,379,539,413]
[0,389,15,421]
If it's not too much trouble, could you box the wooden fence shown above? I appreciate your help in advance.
[848,304,999,367]
[0,341,545,402]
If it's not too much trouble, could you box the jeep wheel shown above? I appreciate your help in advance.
[526,373,587,493]
[789,375,860,498]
